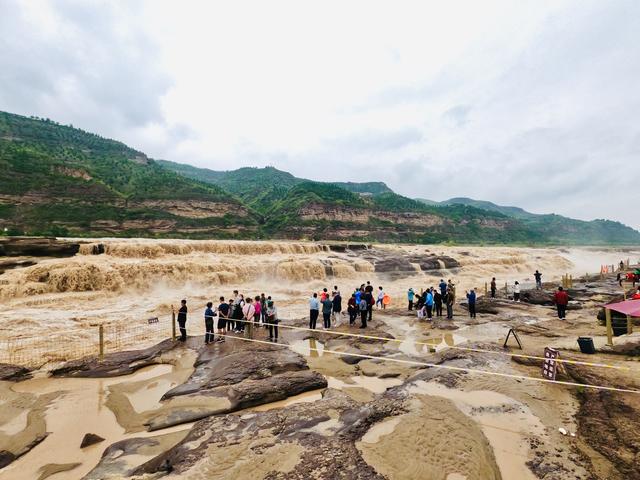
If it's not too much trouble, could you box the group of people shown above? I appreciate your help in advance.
[176,291,281,345]
[309,282,388,330]
[408,279,460,320]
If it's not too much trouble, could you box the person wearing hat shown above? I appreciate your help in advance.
[407,288,415,311]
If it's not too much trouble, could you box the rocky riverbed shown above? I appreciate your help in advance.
[1,240,640,479]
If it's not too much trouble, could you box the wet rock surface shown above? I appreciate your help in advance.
[80,433,105,449]
[0,237,81,257]
[0,363,31,381]
[51,338,180,378]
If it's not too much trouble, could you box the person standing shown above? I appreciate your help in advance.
[332,291,342,327]
[217,296,229,342]
[204,302,216,344]
[553,286,569,319]
[266,300,279,342]
[466,289,477,318]
[260,293,267,326]
[425,288,434,320]
[445,290,454,319]
[309,293,320,329]
[490,278,497,298]
[253,296,262,329]
[242,297,256,338]
[376,286,385,308]
[407,288,415,311]
[348,293,357,325]
[358,294,368,328]
[439,279,447,297]
[434,289,443,317]
[322,294,333,329]
[534,270,543,290]
[177,299,188,342]
[364,288,374,323]
[513,282,521,302]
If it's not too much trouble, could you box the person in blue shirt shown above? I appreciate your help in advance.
[439,279,447,297]
[425,288,434,320]
[407,288,415,311]
[309,293,320,329]
[466,289,477,318]
[204,302,216,344]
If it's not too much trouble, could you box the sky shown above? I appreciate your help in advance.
[1,0,639,229]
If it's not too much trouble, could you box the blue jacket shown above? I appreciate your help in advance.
[439,281,447,295]
[355,291,362,304]
[408,289,415,301]
[425,292,434,306]
[467,291,476,304]
[204,307,216,321]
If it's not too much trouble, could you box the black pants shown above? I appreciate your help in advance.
[408,300,413,311]
[360,310,367,327]
[491,289,496,298]
[178,320,187,341]
[268,321,279,340]
[367,306,373,322]
[426,305,433,319]
[349,309,357,324]
[435,302,442,316]
[469,303,476,318]
[514,293,520,301]
[446,304,453,319]
[557,304,566,319]
[310,309,319,329]
[323,312,331,329]
[205,318,214,343]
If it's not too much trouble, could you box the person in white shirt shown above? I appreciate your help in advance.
[242,297,256,338]
[309,293,320,329]
[513,281,521,302]
[376,286,385,308]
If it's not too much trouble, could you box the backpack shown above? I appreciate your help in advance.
[359,299,367,311]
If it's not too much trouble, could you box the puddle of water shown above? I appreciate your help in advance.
[125,378,176,413]
[409,380,544,480]
[360,417,402,443]
[327,376,402,394]
[251,390,323,412]
[297,417,342,436]
[290,338,324,357]
[1,364,180,480]
[0,409,28,436]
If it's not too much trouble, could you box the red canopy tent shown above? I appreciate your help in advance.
[603,299,639,345]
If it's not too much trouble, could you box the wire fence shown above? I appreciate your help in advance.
[0,313,192,370]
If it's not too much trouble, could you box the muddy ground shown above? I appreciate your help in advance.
[0,244,639,479]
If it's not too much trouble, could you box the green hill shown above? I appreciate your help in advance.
[0,112,257,238]
[2,110,639,245]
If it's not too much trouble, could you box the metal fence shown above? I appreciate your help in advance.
[0,313,194,370]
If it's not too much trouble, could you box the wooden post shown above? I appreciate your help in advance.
[99,325,104,361]
[569,275,573,288]
[605,308,613,346]
[171,306,176,341]
[484,282,488,295]
[504,281,508,294]
[622,291,633,334]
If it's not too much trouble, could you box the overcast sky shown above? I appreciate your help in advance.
[1,0,639,229]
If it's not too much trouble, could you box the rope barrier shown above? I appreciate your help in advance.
[209,330,640,395]
[190,313,631,371]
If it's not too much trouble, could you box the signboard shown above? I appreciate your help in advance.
[147,317,159,325]
[542,347,559,380]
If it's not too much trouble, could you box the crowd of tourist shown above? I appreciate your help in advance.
[174,264,640,345]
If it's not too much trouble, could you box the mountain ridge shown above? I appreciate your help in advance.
[1,110,639,245]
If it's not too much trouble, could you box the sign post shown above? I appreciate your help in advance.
[542,347,559,381]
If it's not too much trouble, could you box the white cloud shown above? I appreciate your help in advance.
[1,0,639,229]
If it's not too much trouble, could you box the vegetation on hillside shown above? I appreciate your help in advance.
[2,110,639,245]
